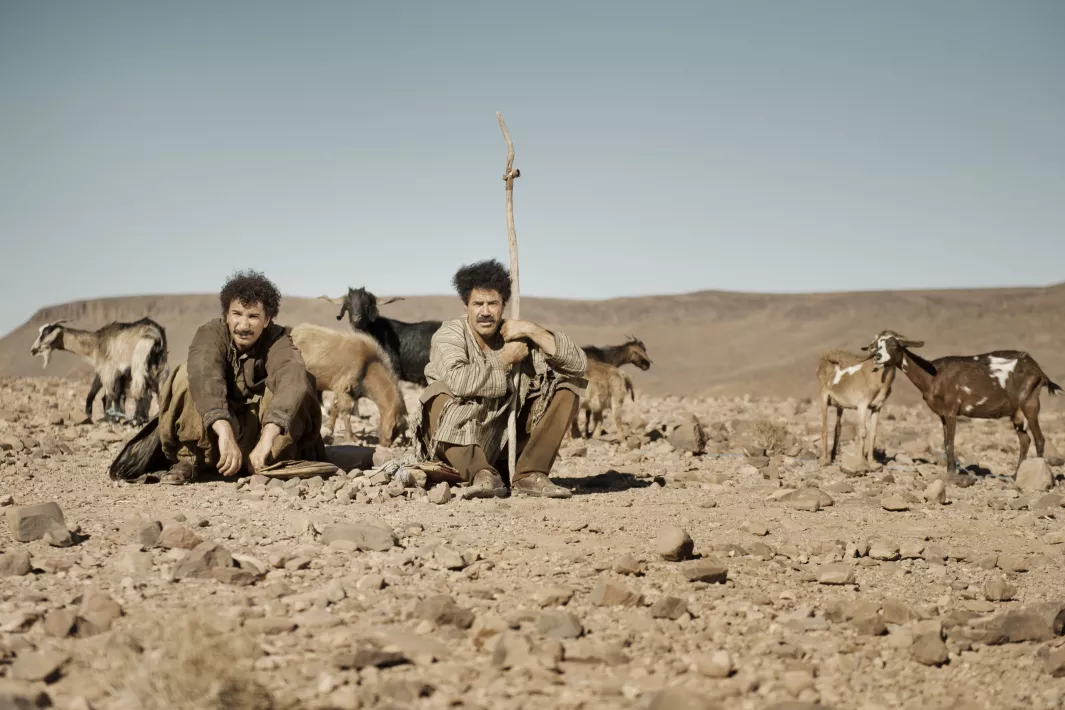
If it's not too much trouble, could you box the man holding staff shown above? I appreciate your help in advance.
[413,259,587,499]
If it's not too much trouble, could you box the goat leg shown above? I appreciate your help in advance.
[832,407,843,463]
[867,409,881,463]
[942,415,958,476]
[1012,410,1032,477]
[1023,398,1045,460]
[819,396,830,465]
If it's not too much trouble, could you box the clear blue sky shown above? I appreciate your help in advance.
[1,1,1062,336]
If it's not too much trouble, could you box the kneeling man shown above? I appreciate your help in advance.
[414,259,587,498]
[156,270,325,484]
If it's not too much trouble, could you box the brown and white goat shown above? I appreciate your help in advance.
[816,349,896,465]
[571,360,635,439]
[582,336,652,371]
[30,318,168,425]
[289,323,407,447]
[867,330,1062,477]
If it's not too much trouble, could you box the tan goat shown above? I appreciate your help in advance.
[571,360,635,439]
[289,323,407,447]
[817,349,896,465]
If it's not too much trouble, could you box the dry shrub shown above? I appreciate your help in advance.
[751,419,789,454]
[99,614,274,710]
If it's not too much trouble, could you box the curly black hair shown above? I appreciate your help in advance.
[452,259,512,304]
[219,269,282,318]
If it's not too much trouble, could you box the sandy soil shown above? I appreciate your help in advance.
[3,373,1065,710]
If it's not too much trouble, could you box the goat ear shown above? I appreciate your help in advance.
[378,297,404,306]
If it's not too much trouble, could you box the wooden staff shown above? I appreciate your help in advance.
[497,112,521,479]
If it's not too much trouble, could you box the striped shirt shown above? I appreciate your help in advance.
[413,317,588,465]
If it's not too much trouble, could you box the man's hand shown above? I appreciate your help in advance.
[211,420,243,476]
[501,319,540,342]
[501,319,556,357]
[500,341,529,369]
[249,423,281,474]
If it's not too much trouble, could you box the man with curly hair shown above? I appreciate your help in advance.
[153,269,326,484]
[413,259,587,499]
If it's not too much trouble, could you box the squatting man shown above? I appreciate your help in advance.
[413,259,588,498]
[147,270,326,484]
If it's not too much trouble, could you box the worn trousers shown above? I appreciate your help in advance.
[426,389,579,484]
[157,362,325,471]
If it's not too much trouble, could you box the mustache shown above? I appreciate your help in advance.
[234,329,255,337]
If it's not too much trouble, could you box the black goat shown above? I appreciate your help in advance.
[319,287,441,386]
[868,330,1062,478]
[582,336,652,371]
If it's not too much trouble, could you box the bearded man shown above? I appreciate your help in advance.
[152,270,326,484]
[413,259,587,499]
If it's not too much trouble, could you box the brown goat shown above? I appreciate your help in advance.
[289,324,407,447]
[868,330,1062,477]
[582,336,652,371]
[571,360,635,439]
[816,349,896,465]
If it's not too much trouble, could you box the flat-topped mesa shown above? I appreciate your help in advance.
[29,317,168,425]
[868,330,1062,477]
[817,348,897,466]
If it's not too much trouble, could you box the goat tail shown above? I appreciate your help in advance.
[623,372,635,401]
[1048,379,1063,396]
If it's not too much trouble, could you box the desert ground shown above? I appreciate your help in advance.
[2,286,1065,710]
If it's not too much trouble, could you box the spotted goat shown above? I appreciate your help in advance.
[30,318,168,425]
[816,348,896,466]
[867,330,1062,478]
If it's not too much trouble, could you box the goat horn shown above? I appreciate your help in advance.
[902,339,925,348]
[317,295,343,305]
[378,297,405,306]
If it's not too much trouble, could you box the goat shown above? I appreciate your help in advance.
[319,287,441,387]
[816,349,896,466]
[867,330,1062,477]
[30,318,168,425]
[289,323,407,447]
[582,335,652,370]
[571,360,635,439]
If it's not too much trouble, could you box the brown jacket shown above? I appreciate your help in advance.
[187,318,311,434]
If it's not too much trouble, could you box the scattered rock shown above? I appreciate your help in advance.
[158,524,203,550]
[1045,647,1065,677]
[984,576,1017,602]
[427,482,452,505]
[536,610,583,639]
[817,564,855,585]
[44,609,78,638]
[0,549,32,576]
[10,650,70,682]
[655,526,694,561]
[693,649,734,678]
[650,596,688,620]
[668,415,707,454]
[590,579,643,607]
[881,496,910,512]
[924,479,947,504]
[319,522,396,551]
[414,595,474,629]
[613,554,645,576]
[681,560,728,584]
[869,541,900,561]
[1016,458,1053,492]
[77,590,122,636]
[7,502,70,542]
[534,586,574,608]
[912,631,949,666]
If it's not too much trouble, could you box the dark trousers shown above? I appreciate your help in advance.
[427,389,578,484]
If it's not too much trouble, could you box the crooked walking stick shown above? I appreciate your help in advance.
[497,112,521,479]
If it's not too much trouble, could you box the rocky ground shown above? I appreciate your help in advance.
[2,376,1065,710]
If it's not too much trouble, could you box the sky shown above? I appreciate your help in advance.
[0,1,1063,336]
